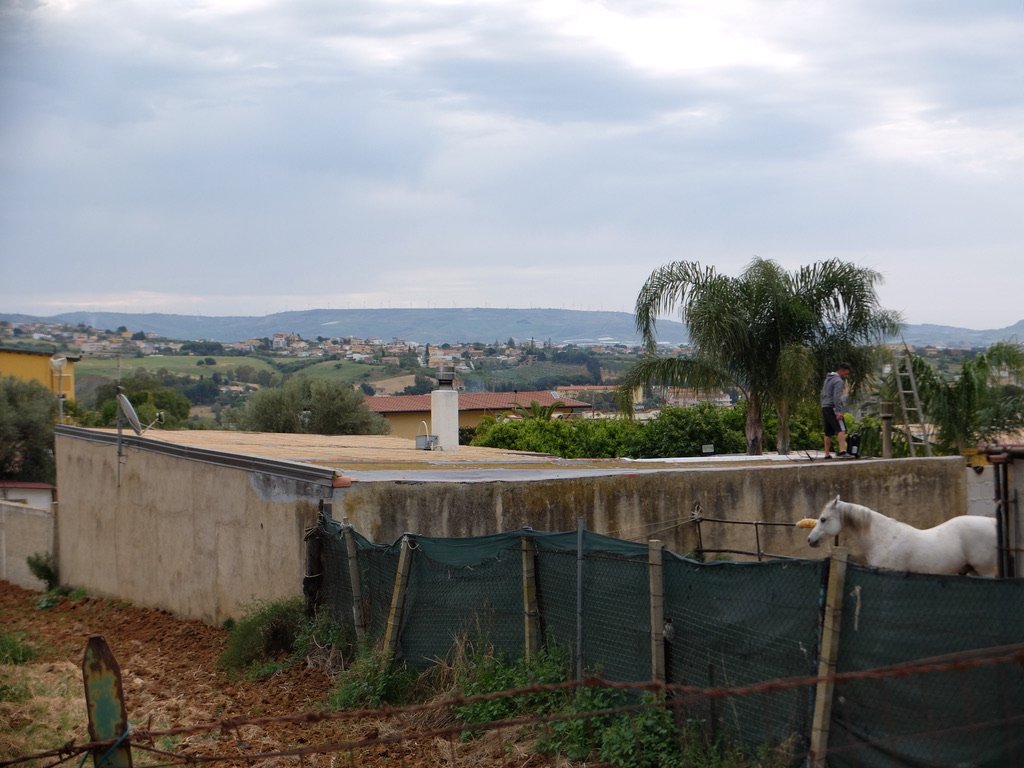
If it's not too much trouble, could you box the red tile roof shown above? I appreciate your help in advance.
[366,390,591,414]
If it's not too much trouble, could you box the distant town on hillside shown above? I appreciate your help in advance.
[1,307,1022,348]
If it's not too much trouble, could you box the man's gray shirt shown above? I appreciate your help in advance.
[820,372,847,411]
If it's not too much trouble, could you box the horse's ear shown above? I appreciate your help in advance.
[834,494,841,504]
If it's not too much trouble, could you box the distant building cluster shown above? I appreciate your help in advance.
[0,319,660,374]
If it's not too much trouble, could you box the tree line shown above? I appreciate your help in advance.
[3,257,1022,483]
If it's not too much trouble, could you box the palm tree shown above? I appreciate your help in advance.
[621,258,901,454]
[912,342,1024,454]
[513,400,560,421]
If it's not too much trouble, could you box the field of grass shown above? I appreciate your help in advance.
[73,355,418,390]
[73,355,279,379]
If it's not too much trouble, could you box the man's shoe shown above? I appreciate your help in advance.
[837,451,852,458]
[822,453,832,460]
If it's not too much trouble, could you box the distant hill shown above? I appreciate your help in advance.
[1,308,1021,348]
[0,308,686,345]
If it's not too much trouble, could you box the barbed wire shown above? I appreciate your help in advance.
[5,643,1022,768]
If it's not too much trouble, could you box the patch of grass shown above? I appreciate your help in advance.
[0,632,39,665]
[217,598,306,678]
[0,680,32,702]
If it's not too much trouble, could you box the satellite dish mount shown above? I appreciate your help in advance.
[116,390,163,486]
[117,392,163,436]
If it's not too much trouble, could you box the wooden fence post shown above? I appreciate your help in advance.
[521,536,541,661]
[809,547,848,767]
[82,634,133,768]
[383,534,413,657]
[342,521,367,641]
[648,540,666,684]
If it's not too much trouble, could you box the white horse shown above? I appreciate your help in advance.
[805,495,998,577]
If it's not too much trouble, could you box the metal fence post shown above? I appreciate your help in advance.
[809,547,848,767]
[82,634,133,768]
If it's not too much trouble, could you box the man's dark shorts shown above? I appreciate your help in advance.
[822,408,845,437]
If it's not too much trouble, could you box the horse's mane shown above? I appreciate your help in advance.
[834,498,879,532]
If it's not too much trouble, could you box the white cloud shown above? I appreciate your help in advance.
[2,0,1023,328]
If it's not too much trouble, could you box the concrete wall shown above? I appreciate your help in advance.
[54,426,969,624]
[55,433,328,625]
[966,463,997,516]
[0,501,54,591]
[334,457,969,560]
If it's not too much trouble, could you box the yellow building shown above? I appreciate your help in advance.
[366,390,592,439]
[0,346,78,402]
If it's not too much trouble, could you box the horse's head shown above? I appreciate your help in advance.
[807,495,844,548]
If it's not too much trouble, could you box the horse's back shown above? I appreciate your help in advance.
[935,515,998,577]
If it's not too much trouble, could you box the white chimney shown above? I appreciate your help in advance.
[431,368,459,451]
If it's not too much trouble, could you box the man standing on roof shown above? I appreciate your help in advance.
[821,363,852,458]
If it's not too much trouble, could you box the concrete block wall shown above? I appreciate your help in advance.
[0,501,54,591]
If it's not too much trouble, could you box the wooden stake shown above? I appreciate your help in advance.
[649,539,665,684]
[809,547,848,767]
[521,537,540,661]
[383,535,413,656]
[343,524,367,641]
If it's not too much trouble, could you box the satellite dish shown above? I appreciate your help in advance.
[117,393,144,436]
[50,354,67,372]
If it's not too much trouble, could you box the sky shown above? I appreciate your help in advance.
[1,1,1023,330]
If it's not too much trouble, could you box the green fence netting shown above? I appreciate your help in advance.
[312,515,1024,765]
[533,532,652,683]
[827,565,1024,768]
[399,534,524,667]
[663,555,825,755]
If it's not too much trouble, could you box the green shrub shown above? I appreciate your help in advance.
[453,641,568,730]
[599,695,683,768]
[293,608,353,673]
[217,598,305,677]
[0,632,39,665]
[26,552,58,591]
[329,645,415,709]
[538,683,630,760]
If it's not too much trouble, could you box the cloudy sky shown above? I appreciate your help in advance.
[2,1,1022,330]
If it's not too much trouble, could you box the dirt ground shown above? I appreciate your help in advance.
[0,581,560,768]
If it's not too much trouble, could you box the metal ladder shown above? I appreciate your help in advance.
[893,344,932,456]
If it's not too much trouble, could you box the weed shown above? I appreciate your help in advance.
[26,552,58,591]
[599,694,683,768]
[216,598,305,677]
[0,680,32,702]
[453,641,568,731]
[538,683,630,760]
[293,608,353,673]
[35,592,62,610]
[218,599,354,681]
[328,645,415,709]
[0,631,39,664]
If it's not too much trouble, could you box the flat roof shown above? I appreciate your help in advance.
[59,428,833,483]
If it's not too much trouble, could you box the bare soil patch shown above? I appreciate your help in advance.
[0,581,556,768]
